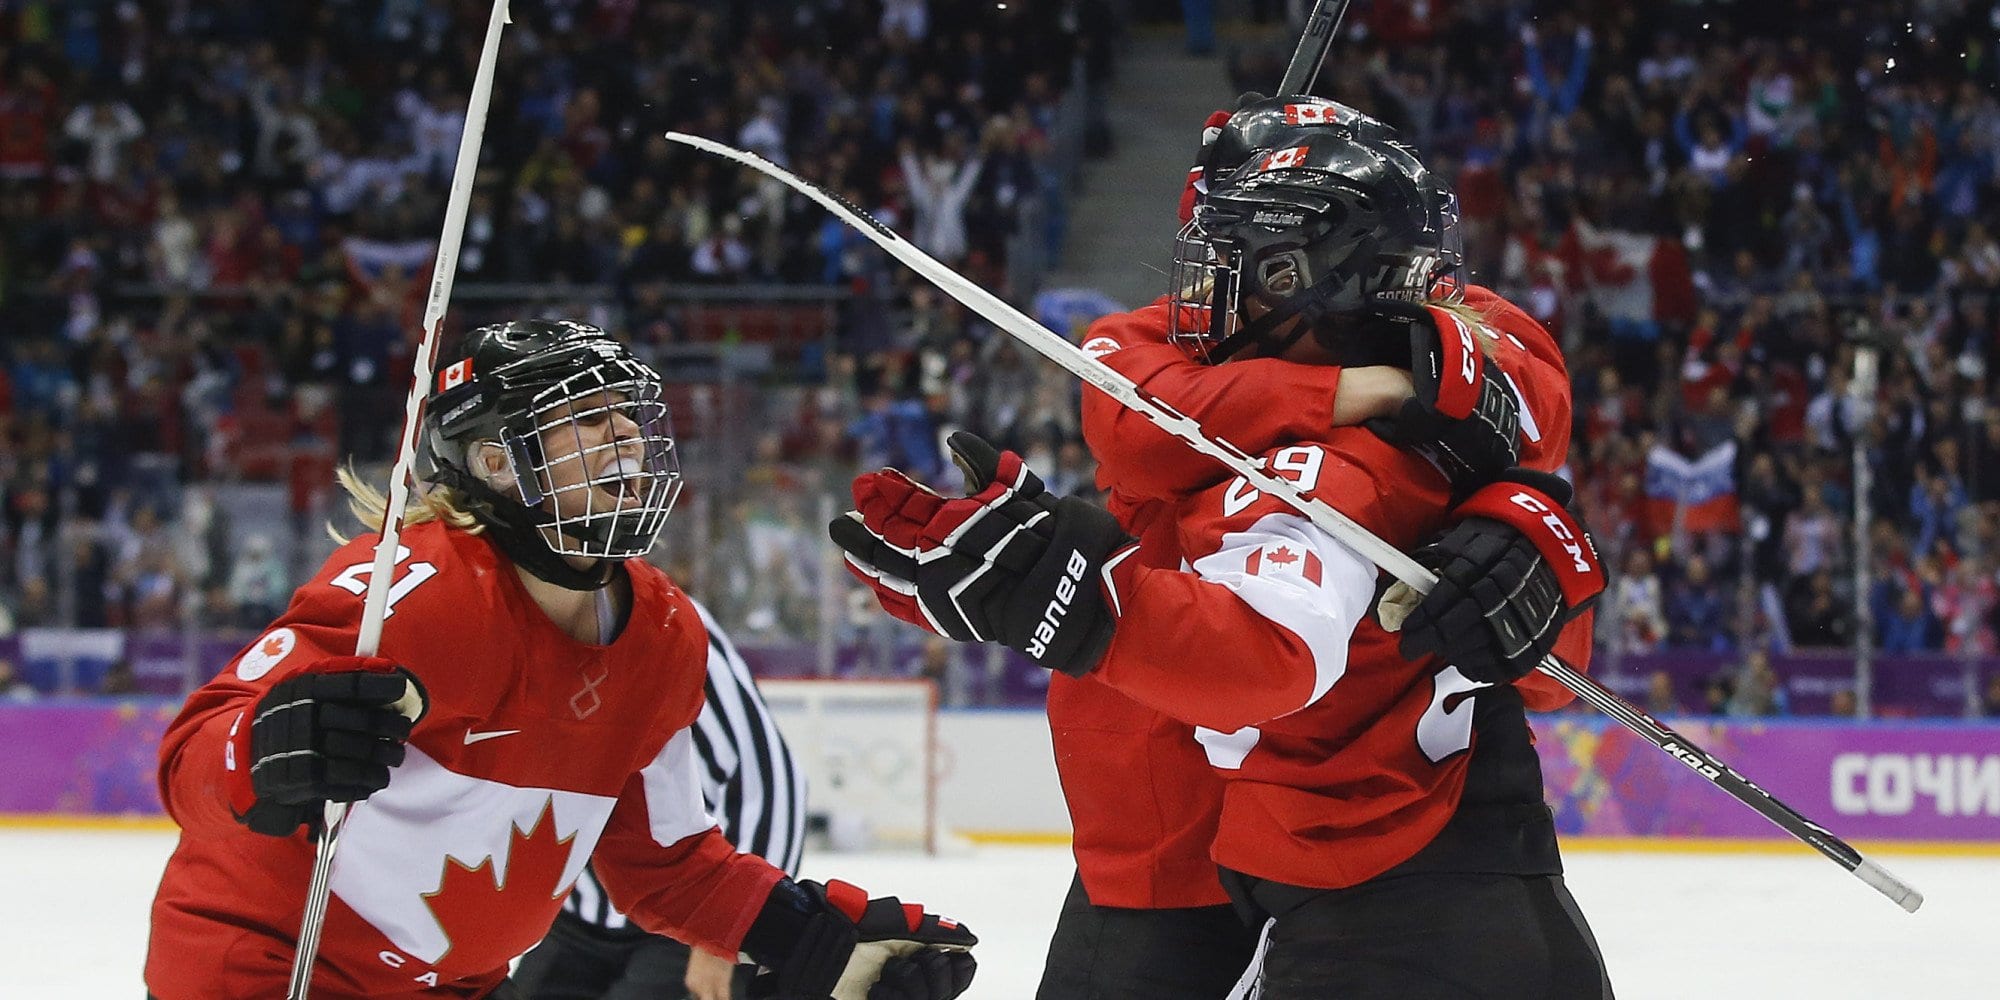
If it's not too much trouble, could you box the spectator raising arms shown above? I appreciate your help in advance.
[8,0,2000,709]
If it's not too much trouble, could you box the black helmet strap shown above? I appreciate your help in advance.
[1206,241,1366,363]
[439,464,619,591]
[1206,287,1318,363]
[486,515,620,591]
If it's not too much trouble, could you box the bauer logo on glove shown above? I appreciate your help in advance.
[831,432,1135,678]
[1028,549,1094,660]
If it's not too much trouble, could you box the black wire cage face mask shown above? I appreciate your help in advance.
[1166,214,1241,362]
[1166,180,1360,362]
[491,355,683,560]
[1166,201,1333,362]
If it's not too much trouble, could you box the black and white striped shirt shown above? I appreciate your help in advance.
[561,600,807,932]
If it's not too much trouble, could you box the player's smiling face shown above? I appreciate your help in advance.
[534,388,653,514]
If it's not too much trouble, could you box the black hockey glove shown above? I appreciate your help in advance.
[831,432,1134,678]
[1365,298,1523,495]
[225,656,427,837]
[1378,470,1604,685]
[743,878,977,1000]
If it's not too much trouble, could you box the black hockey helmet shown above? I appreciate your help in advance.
[417,319,682,588]
[1169,114,1463,363]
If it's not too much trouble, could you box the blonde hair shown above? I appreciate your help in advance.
[329,464,485,544]
[1428,295,1504,360]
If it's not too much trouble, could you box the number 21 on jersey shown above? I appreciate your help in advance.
[329,546,438,619]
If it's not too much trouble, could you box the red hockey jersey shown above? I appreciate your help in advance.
[1057,287,1588,905]
[1097,430,1505,888]
[146,522,784,999]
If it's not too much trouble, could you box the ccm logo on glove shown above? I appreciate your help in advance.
[1507,490,1595,574]
[1027,550,1091,660]
[1449,317,1477,388]
[1363,298,1522,494]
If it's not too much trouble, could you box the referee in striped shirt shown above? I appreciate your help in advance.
[514,600,807,1000]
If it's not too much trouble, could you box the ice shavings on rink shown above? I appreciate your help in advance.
[5,829,1995,999]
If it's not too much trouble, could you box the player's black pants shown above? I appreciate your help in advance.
[1036,869,1260,1000]
[510,909,753,1000]
[1222,869,1614,1000]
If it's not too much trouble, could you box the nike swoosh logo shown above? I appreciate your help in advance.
[463,729,521,745]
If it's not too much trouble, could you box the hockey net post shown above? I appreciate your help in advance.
[758,679,944,855]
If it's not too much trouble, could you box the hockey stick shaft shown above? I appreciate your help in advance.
[1277,0,1353,96]
[668,132,1923,914]
[287,5,512,997]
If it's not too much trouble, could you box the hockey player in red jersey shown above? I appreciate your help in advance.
[1016,96,1555,999]
[835,108,1613,998]
[1037,95,1594,1000]
[145,321,976,1000]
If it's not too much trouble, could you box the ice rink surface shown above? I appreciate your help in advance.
[5,829,1995,998]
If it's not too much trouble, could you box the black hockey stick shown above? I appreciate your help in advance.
[666,131,1925,914]
[1276,0,1353,96]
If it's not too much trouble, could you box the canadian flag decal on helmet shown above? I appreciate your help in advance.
[1283,103,1341,126]
[1260,146,1310,172]
[437,359,474,393]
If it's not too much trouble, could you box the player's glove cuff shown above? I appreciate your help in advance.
[1179,109,1236,224]
[1004,496,1130,677]
[1367,299,1522,493]
[1450,470,1602,611]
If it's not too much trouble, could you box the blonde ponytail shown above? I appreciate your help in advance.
[1426,294,1503,360]
[328,465,485,545]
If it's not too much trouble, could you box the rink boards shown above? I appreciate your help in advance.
[3,701,1997,847]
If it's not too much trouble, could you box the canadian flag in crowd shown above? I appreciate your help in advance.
[1558,220,1696,327]
[1261,146,1310,172]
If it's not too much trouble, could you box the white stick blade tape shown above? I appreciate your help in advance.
[1855,857,1923,913]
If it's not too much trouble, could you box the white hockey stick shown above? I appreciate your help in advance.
[667,131,1924,914]
[286,5,512,997]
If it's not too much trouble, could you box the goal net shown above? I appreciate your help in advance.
[757,679,941,853]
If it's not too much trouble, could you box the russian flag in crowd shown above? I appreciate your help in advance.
[1644,440,1739,535]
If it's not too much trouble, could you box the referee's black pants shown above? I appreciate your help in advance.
[1222,869,1615,1000]
[1035,869,1260,1000]
[510,909,753,1000]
